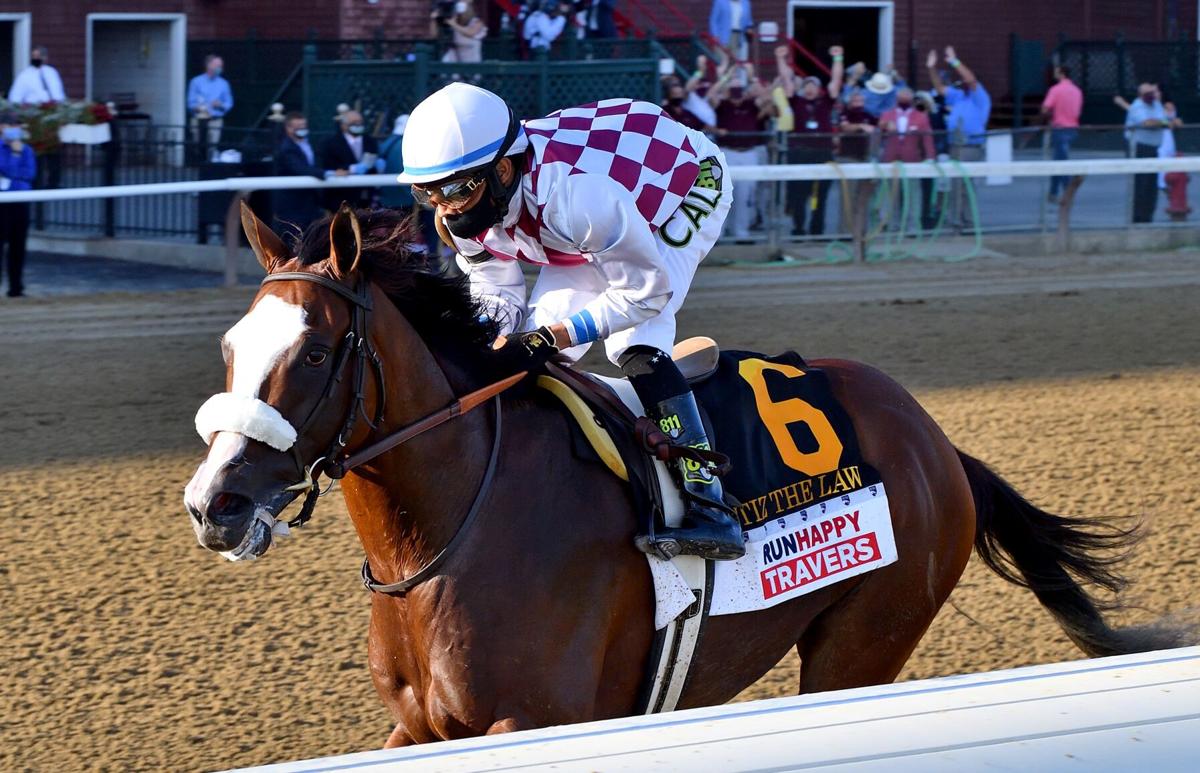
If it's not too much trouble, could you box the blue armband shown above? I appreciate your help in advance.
[564,310,599,347]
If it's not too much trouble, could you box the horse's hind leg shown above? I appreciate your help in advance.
[795,542,968,693]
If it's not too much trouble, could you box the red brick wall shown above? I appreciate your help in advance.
[657,0,1196,98]
[0,1,340,97]
[338,0,435,39]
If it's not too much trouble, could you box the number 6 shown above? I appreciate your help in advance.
[737,359,843,475]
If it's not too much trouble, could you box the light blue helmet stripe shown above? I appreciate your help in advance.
[402,129,522,177]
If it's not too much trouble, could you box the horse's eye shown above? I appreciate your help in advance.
[304,349,329,367]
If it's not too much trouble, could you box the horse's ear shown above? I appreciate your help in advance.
[240,200,289,273]
[328,203,362,279]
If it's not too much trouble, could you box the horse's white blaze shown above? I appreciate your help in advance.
[185,431,247,514]
[187,294,307,516]
[224,294,308,397]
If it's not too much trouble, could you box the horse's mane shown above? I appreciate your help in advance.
[288,209,502,361]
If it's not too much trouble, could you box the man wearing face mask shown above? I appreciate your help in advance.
[398,83,743,561]
[0,114,35,297]
[187,54,233,152]
[1122,83,1168,223]
[661,80,710,132]
[777,45,845,237]
[273,112,337,235]
[7,46,65,105]
[320,110,381,210]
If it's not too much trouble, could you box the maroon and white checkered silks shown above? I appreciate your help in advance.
[467,99,704,266]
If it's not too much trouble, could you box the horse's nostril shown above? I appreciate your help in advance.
[206,491,254,526]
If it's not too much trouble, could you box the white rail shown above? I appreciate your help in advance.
[3,157,1200,204]
[232,647,1200,772]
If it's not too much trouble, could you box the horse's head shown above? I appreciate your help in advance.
[184,203,379,561]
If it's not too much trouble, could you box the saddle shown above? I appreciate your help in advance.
[537,336,727,716]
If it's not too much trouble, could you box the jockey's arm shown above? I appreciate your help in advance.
[455,251,529,335]
[541,174,673,347]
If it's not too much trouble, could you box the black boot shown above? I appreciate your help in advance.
[619,346,745,561]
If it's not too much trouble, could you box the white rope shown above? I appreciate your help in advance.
[2,157,1199,203]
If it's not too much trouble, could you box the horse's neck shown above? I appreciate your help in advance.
[339,291,493,584]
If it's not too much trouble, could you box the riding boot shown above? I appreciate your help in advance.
[619,345,745,561]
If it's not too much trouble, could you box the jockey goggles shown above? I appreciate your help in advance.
[409,105,522,207]
[410,170,488,207]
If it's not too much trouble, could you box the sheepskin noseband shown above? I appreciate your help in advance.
[195,392,298,452]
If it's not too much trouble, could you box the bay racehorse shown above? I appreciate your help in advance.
[184,204,1188,746]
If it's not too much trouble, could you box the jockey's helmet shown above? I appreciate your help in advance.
[396,83,522,186]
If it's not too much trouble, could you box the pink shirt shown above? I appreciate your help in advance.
[1042,79,1083,128]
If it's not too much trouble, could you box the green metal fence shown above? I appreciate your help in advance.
[1056,38,1200,125]
[302,47,662,132]
[193,34,700,128]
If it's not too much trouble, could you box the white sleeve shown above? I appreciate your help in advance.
[455,254,528,336]
[48,67,65,101]
[540,174,671,340]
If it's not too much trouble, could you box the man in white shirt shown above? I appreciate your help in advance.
[524,1,567,52]
[8,46,66,105]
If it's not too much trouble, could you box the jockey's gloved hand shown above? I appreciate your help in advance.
[491,326,560,375]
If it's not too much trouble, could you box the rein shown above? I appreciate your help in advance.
[258,270,524,593]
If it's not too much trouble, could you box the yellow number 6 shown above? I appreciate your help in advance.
[737,359,843,475]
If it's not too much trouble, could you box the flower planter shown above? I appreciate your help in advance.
[58,122,111,145]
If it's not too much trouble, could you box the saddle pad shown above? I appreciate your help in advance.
[692,351,899,615]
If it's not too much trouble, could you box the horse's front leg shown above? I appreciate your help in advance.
[486,717,527,735]
[384,721,416,748]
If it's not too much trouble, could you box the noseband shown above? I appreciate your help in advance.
[257,270,525,594]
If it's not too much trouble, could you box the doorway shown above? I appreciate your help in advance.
[87,14,186,127]
[0,13,31,96]
[788,2,894,74]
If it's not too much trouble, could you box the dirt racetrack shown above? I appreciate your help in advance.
[2,250,1198,771]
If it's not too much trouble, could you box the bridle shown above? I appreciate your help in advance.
[258,270,524,593]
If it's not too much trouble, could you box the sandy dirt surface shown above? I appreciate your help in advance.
[1,251,1198,771]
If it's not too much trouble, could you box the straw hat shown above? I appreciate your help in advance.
[865,72,894,95]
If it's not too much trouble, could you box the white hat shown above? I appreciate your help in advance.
[865,72,894,95]
[396,83,521,185]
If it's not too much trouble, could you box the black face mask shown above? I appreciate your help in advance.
[31,58,43,68]
[443,190,507,239]
[668,97,684,107]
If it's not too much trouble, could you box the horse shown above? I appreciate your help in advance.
[184,203,1188,747]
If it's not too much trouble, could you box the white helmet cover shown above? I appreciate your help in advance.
[396,83,522,185]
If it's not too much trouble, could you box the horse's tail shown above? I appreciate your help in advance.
[957,448,1192,657]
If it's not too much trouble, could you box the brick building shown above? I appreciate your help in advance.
[0,1,1194,126]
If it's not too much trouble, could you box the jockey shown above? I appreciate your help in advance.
[397,83,743,561]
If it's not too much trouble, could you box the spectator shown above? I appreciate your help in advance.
[378,114,441,256]
[272,112,328,235]
[1042,64,1083,203]
[684,54,720,127]
[838,90,877,162]
[881,88,937,230]
[928,46,990,230]
[187,54,233,152]
[709,0,753,60]
[585,0,617,38]
[1119,83,1168,223]
[838,90,878,240]
[861,69,905,117]
[777,44,844,237]
[434,1,487,63]
[914,89,947,229]
[662,79,710,132]
[320,109,380,210]
[710,63,775,240]
[0,113,35,297]
[524,0,568,53]
[7,45,65,104]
